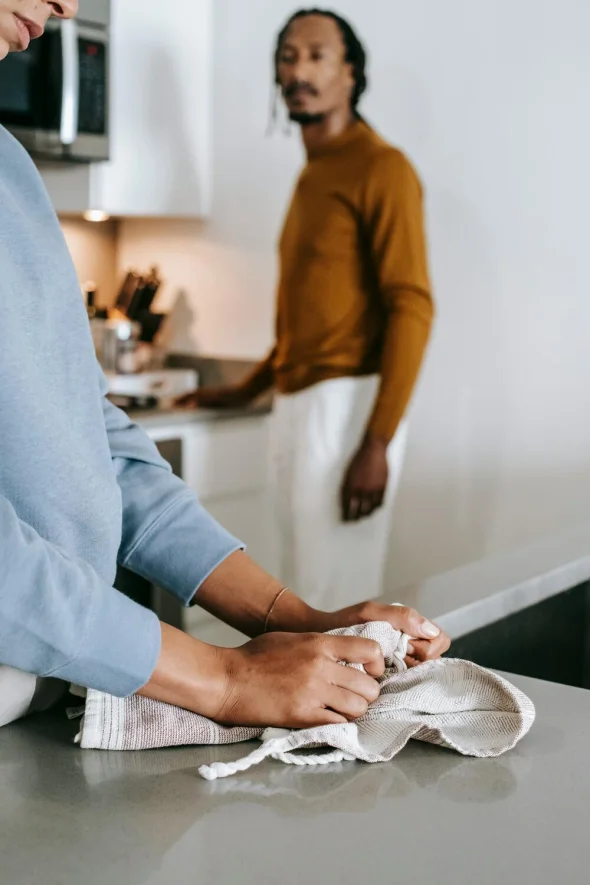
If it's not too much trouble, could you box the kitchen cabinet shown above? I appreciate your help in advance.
[146,414,280,645]
[449,582,590,689]
[41,0,212,218]
[183,416,280,579]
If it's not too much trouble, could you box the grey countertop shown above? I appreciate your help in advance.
[1,671,588,885]
[128,396,272,430]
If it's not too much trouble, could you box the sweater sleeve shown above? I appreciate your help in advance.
[361,150,434,442]
[100,372,243,605]
[237,347,277,400]
[0,491,162,697]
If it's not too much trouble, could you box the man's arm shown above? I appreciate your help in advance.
[341,150,434,521]
[236,346,277,401]
[176,347,277,410]
[363,149,434,443]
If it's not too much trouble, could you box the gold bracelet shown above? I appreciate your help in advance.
[264,587,289,633]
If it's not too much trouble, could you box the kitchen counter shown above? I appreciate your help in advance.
[1,671,588,885]
[391,520,590,639]
[124,354,273,429]
[128,395,272,430]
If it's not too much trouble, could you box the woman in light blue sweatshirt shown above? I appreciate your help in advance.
[0,0,449,730]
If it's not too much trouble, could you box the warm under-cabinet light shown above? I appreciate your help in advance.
[83,209,111,223]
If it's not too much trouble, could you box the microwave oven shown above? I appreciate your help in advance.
[0,1,110,162]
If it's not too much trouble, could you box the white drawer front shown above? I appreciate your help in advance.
[185,417,270,501]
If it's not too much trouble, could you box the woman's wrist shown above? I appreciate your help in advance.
[193,551,339,637]
[265,589,334,634]
[138,622,231,719]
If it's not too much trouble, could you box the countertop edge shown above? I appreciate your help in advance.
[129,402,272,429]
[389,522,590,638]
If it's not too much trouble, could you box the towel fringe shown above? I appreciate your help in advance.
[199,731,355,781]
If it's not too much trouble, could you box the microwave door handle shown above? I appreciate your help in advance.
[59,19,79,146]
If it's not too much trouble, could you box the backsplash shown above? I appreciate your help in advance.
[59,218,119,307]
[58,215,274,361]
[117,219,275,360]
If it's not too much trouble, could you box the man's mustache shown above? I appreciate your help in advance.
[283,81,319,99]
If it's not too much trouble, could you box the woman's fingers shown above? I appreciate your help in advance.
[327,635,385,678]
[324,686,370,721]
[330,662,380,704]
[408,635,451,662]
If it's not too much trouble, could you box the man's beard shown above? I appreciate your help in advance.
[288,110,327,126]
[282,82,325,127]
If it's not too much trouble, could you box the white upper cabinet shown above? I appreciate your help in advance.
[41,0,212,218]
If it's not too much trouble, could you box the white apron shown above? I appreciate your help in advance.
[270,375,407,611]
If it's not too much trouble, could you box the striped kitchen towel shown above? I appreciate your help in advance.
[75,622,535,780]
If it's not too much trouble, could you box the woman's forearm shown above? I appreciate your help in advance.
[193,550,330,636]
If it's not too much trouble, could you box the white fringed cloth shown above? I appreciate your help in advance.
[75,622,535,781]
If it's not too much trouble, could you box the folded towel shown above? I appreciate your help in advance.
[75,622,535,780]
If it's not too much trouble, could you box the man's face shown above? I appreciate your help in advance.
[0,0,78,60]
[276,14,354,126]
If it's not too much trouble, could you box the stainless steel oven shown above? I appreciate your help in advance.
[0,0,110,162]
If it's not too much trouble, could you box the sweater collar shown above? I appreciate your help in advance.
[306,118,370,160]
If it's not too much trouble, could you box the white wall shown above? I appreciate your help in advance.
[119,0,590,589]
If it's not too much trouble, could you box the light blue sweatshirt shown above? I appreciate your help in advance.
[0,125,242,696]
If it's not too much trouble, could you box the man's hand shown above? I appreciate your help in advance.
[175,385,248,410]
[341,436,389,522]
[312,601,451,667]
[139,622,384,729]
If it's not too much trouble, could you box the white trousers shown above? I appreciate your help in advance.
[0,667,66,728]
[270,376,407,611]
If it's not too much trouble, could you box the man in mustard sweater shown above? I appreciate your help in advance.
[181,9,433,609]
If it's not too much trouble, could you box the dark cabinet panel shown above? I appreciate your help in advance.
[114,437,184,629]
[449,583,590,689]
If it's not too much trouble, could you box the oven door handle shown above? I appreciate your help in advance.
[59,18,79,146]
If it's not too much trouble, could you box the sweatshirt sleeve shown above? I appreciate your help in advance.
[237,347,277,400]
[361,150,434,442]
[100,373,243,605]
[0,491,162,697]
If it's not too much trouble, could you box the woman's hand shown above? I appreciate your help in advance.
[267,595,451,667]
[315,601,451,666]
[139,622,385,729]
[214,631,384,727]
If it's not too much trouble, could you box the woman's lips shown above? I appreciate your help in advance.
[13,15,44,51]
[13,16,31,50]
